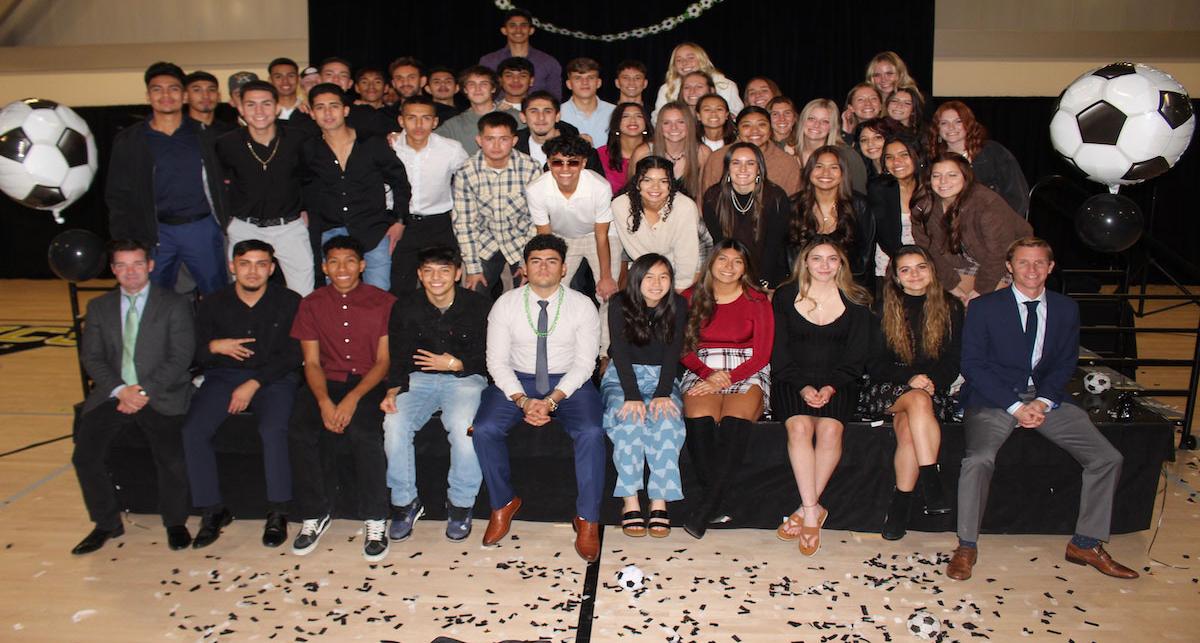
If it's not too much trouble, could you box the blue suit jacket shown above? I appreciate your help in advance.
[959,286,1079,411]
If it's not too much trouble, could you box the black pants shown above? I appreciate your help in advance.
[288,378,389,521]
[72,400,190,530]
[389,213,458,296]
[476,251,521,302]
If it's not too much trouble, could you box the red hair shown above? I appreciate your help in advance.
[928,100,987,159]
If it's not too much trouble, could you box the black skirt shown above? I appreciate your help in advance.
[857,380,959,424]
[772,379,859,424]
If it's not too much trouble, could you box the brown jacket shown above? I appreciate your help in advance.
[911,185,1032,294]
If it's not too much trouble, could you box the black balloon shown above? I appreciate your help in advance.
[1074,193,1143,253]
[47,229,105,282]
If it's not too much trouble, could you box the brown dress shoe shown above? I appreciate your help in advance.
[1065,542,1139,579]
[946,545,978,581]
[481,496,522,546]
[572,516,600,562]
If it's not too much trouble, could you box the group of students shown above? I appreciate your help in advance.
[71,8,1139,582]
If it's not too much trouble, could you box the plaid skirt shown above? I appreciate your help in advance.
[679,347,770,411]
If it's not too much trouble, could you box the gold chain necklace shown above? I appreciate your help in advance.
[246,136,280,171]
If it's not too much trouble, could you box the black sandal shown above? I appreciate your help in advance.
[621,510,647,537]
[647,509,671,538]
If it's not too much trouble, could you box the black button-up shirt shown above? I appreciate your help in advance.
[387,286,491,392]
[195,283,303,385]
[215,125,311,223]
[145,118,210,219]
[302,133,411,251]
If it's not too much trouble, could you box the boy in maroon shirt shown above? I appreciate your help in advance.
[288,235,396,561]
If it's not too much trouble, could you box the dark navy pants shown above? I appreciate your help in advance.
[471,373,605,522]
[151,216,227,295]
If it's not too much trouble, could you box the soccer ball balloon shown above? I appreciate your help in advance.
[1050,62,1194,188]
[614,564,645,590]
[906,610,941,639]
[0,98,98,221]
[1083,371,1113,394]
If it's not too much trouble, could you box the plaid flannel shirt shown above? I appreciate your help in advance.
[451,150,543,274]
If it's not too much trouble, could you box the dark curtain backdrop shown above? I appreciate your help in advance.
[2,1,1198,280]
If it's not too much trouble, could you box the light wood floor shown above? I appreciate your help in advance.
[1,279,1198,642]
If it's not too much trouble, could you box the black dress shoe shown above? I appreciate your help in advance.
[71,525,124,555]
[262,512,288,548]
[192,508,234,549]
[167,525,192,550]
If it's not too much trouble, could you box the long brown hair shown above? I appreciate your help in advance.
[790,145,856,247]
[882,245,951,364]
[928,100,987,159]
[653,100,704,198]
[912,152,976,255]
[683,238,762,352]
[782,234,871,307]
[714,142,768,244]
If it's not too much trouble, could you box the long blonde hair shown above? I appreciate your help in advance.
[796,98,843,164]
[784,235,871,308]
[662,42,729,102]
[653,101,704,199]
[882,245,951,364]
[865,51,922,97]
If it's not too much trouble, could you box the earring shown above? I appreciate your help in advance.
[642,130,649,136]
[725,175,732,183]
[755,176,761,184]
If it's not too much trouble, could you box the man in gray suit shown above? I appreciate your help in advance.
[71,239,196,554]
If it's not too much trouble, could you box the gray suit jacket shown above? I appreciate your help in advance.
[80,285,195,416]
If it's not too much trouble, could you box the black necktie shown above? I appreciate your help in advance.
[1024,300,1040,367]
[535,299,550,395]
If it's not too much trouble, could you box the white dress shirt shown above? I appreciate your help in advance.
[391,131,470,214]
[1008,284,1054,414]
[486,284,600,399]
[610,192,701,290]
[527,169,614,239]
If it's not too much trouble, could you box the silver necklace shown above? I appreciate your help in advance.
[732,190,754,214]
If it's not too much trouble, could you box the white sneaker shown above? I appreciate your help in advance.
[363,519,389,562]
[291,515,331,555]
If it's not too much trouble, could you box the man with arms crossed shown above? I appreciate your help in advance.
[471,234,604,562]
[948,237,1137,581]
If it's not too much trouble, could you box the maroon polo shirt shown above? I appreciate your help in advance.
[291,283,396,382]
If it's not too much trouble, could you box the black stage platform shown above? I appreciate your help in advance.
[94,376,1174,536]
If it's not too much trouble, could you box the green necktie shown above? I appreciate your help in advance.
[121,293,140,386]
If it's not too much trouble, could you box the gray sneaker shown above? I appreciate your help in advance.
[445,503,473,542]
[388,498,424,542]
[291,515,331,556]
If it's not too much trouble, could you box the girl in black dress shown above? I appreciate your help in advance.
[862,245,963,540]
[771,235,872,556]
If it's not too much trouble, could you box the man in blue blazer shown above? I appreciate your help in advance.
[948,237,1136,581]
[71,239,196,554]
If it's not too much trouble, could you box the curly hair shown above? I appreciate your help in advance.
[624,155,678,233]
[928,100,987,160]
[881,245,951,364]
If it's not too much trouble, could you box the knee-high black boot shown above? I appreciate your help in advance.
[684,416,718,493]
[685,416,752,539]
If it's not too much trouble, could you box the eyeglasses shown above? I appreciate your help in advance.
[549,158,582,168]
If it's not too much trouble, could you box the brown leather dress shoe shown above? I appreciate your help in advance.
[572,516,600,562]
[946,545,978,581]
[1065,542,1139,579]
[481,496,522,546]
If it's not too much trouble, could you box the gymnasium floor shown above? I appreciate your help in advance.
[0,279,1197,642]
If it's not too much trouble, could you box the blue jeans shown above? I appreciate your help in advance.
[321,226,391,291]
[382,372,487,509]
[152,216,227,294]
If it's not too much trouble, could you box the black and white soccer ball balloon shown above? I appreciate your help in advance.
[615,564,645,590]
[1083,370,1113,394]
[1050,62,1194,187]
[0,98,98,219]
[906,610,941,639]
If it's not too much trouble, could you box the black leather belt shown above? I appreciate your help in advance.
[158,212,211,225]
[406,211,449,223]
[239,213,302,227]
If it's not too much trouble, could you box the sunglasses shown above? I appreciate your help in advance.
[548,158,582,168]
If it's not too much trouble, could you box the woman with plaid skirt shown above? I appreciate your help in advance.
[602,254,689,538]
[678,238,774,539]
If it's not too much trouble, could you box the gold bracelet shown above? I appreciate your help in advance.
[544,396,559,412]
[515,395,528,409]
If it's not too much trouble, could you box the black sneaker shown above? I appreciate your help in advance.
[363,519,389,562]
[445,504,472,542]
[292,515,331,556]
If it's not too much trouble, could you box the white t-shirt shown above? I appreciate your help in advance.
[526,169,614,239]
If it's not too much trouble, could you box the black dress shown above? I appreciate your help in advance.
[859,292,963,422]
[770,281,871,422]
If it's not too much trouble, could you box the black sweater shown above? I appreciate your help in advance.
[607,292,688,401]
[701,181,793,289]
[771,282,871,390]
[867,292,964,391]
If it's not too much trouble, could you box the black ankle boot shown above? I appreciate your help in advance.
[882,488,912,540]
[918,464,951,515]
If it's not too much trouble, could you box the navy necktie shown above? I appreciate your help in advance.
[1024,300,1040,367]
[535,299,550,395]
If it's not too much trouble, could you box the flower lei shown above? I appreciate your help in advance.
[492,0,724,42]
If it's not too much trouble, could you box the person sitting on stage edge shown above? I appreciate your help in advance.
[288,235,396,561]
[471,234,605,562]
[182,240,302,549]
[602,254,689,538]
[947,237,1137,581]
[678,238,774,539]
[381,245,491,543]
[71,239,195,554]
[862,244,961,540]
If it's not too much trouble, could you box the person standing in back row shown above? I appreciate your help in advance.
[479,8,562,100]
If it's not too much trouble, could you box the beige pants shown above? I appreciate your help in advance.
[563,232,624,356]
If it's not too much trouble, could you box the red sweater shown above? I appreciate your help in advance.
[681,288,775,383]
